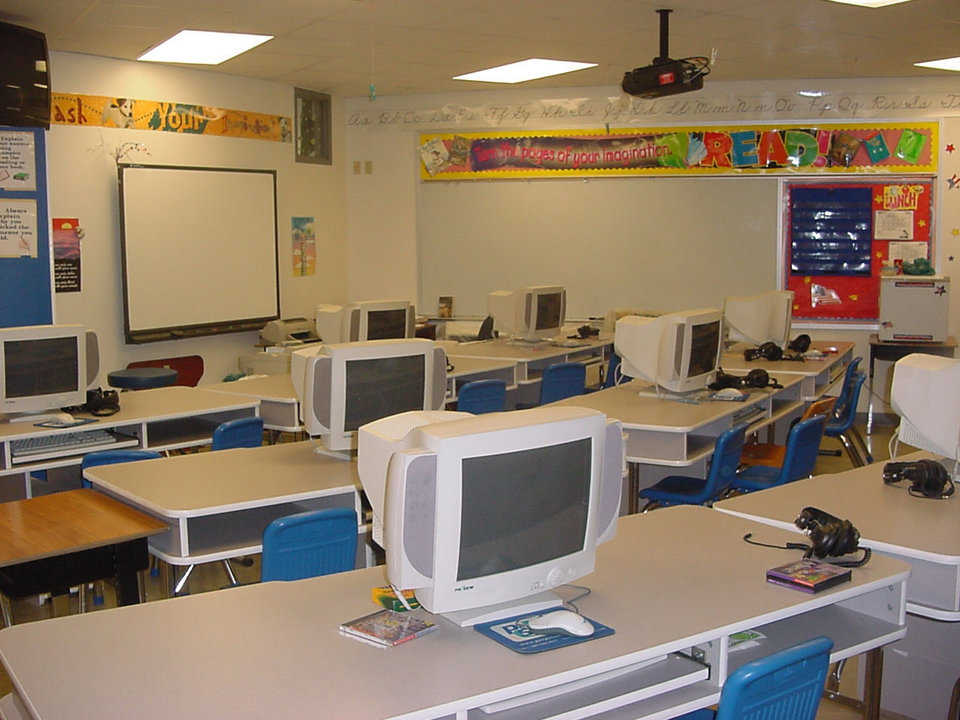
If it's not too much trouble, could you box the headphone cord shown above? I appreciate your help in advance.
[743,533,872,567]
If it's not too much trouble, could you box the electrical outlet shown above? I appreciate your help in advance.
[353,161,362,175]
[365,160,374,174]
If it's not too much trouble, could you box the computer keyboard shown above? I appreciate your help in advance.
[10,429,127,463]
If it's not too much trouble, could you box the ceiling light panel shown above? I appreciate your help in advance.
[139,30,273,65]
[454,58,597,84]
[822,0,914,7]
[914,56,960,72]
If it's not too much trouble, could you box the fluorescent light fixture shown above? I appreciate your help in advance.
[797,89,827,97]
[915,56,960,72]
[454,58,597,84]
[139,30,272,65]
[823,0,913,6]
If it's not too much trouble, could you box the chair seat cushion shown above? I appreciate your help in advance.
[731,464,780,491]
[640,475,710,504]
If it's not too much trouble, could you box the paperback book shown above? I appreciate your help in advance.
[766,558,851,594]
[339,609,437,647]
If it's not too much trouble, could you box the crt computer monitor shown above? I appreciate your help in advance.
[358,406,623,626]
[315,300,415,344]
[291,338,447,452]
[0,325,87,421]
[722,290,794,348]
[614,308,722,394]
[890,353,960,473]
[487,285,566,341]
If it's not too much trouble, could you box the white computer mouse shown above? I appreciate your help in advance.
[714,387,746,400]
[526,609,595,637]
[46,412,77,426]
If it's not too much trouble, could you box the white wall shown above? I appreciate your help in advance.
[345,78,960,413]
[47,52,347,386]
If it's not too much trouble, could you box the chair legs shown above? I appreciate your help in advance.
[0,593,12,628]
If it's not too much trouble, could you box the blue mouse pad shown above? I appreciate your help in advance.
[474,607,614,654]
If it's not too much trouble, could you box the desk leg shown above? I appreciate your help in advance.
[862,648,883,720]
[627,464,639,515]
[867,352,876,436]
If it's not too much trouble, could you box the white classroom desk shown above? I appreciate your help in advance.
[446,335,612,406]
[0,506,908,720]
[714,454,960,719]
[548,376,805,513]
[83,440,361,593]
[0,386,260,500]
[719,340,855,402]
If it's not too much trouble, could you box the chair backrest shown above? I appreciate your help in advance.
[477,315,495,340]
[212,416,264,451]
[261,508,358,582]
[127,355,204,387]
[457,379,506,414]
[715,636,833,720]
[704,423,748,498]
[777,414,828,485]
[833,356,862,414]
[80,449,163,488]
[603,353,633,388]
[800,396,837,423]
[827,372,866,434]
[540,362,586,404]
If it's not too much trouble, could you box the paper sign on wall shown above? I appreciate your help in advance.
[0,199,38,257]
[874,210,915,240]
[52,218,82,292]
[292,217,316,276]
[0,131,37,192]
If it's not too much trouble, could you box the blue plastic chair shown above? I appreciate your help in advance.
[834,357,862,411]
[457,379,507,414]
[80,449,163,489]
[678,636,833,720]
[261,508,358,582]
[824,372,872,466]
[730,415,827,493]
[212,416,264,450]
[539,362,586,405]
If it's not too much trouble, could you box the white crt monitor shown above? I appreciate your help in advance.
[615,308,722,394]
[487,285,566,341]
[891,353,960,469]
[358,406,623,626]
[292,339,447,451]
[315,300,415,344]
[0,324,87,420]
[722,290,794,347]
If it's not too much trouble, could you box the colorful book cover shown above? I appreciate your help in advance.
[766,559,851,593]
[339,609,437,647]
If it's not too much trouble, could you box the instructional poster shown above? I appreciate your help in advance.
[52,217,82,292]
[291,216,316,276]
[0,131,37,191]
[0,199,38,258]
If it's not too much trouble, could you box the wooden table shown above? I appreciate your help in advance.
[866,333,956,433]
[0,489,167,624]
[548,375,805,513]
[720,340,855,401]
[714,454,960,719]
[0,506,908,720]
[0,386,260,500]
[84,441,361,594]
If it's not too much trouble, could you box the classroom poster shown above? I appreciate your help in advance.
[0,199,37,258]
[291,217,316,276]
[0,131,37,191]
[419,122,937,180]
[50,93,292,143]
[52,218,82,292]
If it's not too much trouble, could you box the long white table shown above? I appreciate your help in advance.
[0,506,908,719]
[84,440,361,594]
[549,376,806,513]
[0,386,260,500]
[720,341,855,402]
[714,453,960,719]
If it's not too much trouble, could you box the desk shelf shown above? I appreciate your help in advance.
[144,409,251,449]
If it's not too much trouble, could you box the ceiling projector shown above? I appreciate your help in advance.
[621,9,710,99]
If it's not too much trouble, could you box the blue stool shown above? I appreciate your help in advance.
[107,367,178,390]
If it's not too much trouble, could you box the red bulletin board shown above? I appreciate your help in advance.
[785,179,934,321]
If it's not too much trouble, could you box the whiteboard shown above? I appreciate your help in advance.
[119,165,279,342]
[418,176,779,319]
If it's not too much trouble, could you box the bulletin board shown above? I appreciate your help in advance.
[785,179,934,321]
[0,126,52,327]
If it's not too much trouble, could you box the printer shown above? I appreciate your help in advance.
[259,317,320,346]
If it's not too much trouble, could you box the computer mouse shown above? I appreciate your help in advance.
[713,387,746,401]
[526,609,595,637]
[47,412,76,426]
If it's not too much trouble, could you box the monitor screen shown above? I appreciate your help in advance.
[366,308,408,340]
[535,292,563,331]
[4,337,79,398]
[458,438,591,581]
[687,320,721,378]
[344,354,426,431]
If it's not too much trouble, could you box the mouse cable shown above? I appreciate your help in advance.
[558,584,591,613]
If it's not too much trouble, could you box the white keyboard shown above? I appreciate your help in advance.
[10,429,127,463]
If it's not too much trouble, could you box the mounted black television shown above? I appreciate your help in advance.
[0,21,51,129]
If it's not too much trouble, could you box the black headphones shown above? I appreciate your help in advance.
[744,368,782,389]
[787,334,811,353]
[84,388,120,416]
[883,459,955,499]
[744,341,783,362]
[795,507,870,565]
